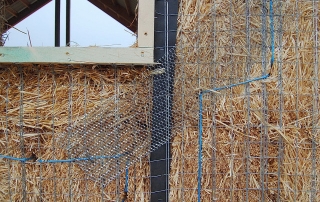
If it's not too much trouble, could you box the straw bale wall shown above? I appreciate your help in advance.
[170,0,320,201]
[0,65,151,201]
[1,0,320,201]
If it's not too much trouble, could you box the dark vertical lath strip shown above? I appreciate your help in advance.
[151,0,178,201]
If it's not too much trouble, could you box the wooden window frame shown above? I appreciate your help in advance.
[0,0,155,65]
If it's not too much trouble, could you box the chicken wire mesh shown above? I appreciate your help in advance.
[0,45,180,201]
[55,50,179,187]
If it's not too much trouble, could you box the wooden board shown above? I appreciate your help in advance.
[0,47,155,65]
[138,0,155,48]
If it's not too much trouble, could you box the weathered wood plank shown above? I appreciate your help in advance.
[138,0,155,48]
[0,47,155,65]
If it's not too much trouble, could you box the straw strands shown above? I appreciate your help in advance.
[171,0,320,201]
[0,64,151,201]
[0,0,320,201]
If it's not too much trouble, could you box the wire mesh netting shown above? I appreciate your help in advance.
[0,0,320,201]
[170,0,320,201]
[0,58,181,201]
[56,50,180,187]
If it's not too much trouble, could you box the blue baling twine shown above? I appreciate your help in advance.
[198,93,203,202]
[197,0,274,200]
[1,153,130,200]
[197,74,269,201]
[0,153,125,163]
[202,74,270,94]
[0,155,33,162]
[124,164,129,192]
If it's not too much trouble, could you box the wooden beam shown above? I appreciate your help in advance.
[138,0,154,48]
[124,0,131,15]
[6,6,18,17]
[88,0,137,32]
[0,47,155,65]
[20,0,30,8]
[6,0,52,32]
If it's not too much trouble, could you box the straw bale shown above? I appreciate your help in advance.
[0,64,151,201]
[171,0,320,201]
